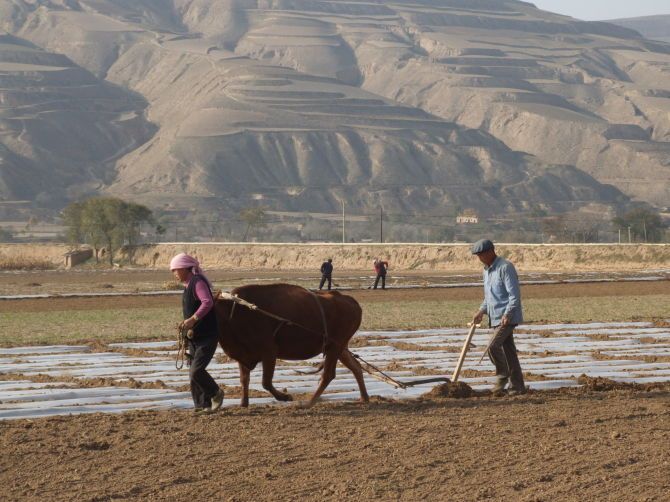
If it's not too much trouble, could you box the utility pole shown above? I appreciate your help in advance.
[643,221,648,242]
[342,200,345,244]
[618,228,621,244]
[628,226,632,244]
[380,206,384,243]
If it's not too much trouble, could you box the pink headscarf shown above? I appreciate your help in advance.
[169,253,212,287]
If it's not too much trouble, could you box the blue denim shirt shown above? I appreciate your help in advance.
[479,256,523,328]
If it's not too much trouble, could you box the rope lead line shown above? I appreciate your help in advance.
[175,326,191,370]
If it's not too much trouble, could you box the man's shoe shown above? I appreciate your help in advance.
[492,378,508,393]
[193,407,211,415]
[508,387,527,396]
[211,388,225,412]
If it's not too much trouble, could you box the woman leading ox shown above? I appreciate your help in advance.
[170,253,224,413]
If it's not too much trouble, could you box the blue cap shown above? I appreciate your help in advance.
[471,239,494,255]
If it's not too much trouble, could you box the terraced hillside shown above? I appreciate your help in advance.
[2,1,670,212]
[0,31,154,203]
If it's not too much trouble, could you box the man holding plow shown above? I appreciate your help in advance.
[471,239,526,395]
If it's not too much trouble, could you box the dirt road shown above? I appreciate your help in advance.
[1,386,668,501]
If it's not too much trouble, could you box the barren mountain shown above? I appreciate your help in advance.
[2,1,670,214]
[0,30,154,204]
[609,15,670,43]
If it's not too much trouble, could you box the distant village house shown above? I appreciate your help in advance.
[456,212,479,224]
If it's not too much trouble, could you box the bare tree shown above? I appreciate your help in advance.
[239,206,267,242]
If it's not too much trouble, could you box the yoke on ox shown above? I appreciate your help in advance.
[215,284,370,407]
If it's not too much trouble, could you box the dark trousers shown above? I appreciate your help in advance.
[188,339,219,408]
[319,274,332,290]
[487,324,525,390]
[373,274,386,289]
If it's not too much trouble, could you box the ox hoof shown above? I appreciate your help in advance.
[359,396,370,404]
[240,399,249,408]
[276,393,293,402]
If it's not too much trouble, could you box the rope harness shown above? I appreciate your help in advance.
[175,325,194,370]
[221,291,329,353]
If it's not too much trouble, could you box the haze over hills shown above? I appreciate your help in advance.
[608,15,670,43]
[2,0,670,216]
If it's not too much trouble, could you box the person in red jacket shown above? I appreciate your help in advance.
[373,258,389,290]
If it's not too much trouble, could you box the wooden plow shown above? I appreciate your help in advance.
[350,323,480,389]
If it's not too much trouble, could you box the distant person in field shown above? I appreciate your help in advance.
[373,258,389,290]
[170,253,225,413]
[319,258,333,290]
[471,239,526,395]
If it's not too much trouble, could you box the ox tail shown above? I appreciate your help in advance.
[295,360,325,375]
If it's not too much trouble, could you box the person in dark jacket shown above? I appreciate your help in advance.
[373,258,389,290]
[319,258,333,290]
[170,253,224,413]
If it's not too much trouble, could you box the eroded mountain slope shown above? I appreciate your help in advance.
[0,31,154,202]
[3,0,668,212]
[609,15,670,44]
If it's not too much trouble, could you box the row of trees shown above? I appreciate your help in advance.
[61,198,668,264]
[612,207,666,243]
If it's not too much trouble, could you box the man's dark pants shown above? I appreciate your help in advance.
[488,324,525,390]
[319,274,332,290]
[188,338,219,408]
[373,274,386,289]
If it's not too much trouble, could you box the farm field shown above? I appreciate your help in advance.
[0,271,668,501]
[1,385,668,501]
[1,265,668,296]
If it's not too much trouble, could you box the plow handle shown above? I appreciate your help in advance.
[451,323,478,383]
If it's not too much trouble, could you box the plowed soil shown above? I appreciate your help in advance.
[1,386,668,502]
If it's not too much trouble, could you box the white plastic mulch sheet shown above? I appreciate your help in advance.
[1,321,669,420]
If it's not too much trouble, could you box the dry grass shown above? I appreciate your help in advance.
[162,280,184,291]
[361,295,670,331]
[0,256,56,270]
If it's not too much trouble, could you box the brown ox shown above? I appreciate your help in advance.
[215,283,370,407]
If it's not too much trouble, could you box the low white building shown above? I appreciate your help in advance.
[456,213,479,224]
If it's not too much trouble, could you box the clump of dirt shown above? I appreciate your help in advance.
[422,381,474,399]
[390,342,461,353]
[576,375,669,392]
[584,333,617,341]
[523,372,553,381]
[386,363,446,376]
[577,376,628,391]
[458,369,492,379]
[2,372,173,390]
[215,353,233,364]
[348,337,376,348]
[78,441,110,451]
[639,336,663,345]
